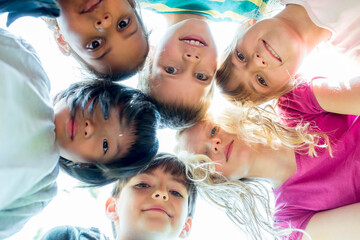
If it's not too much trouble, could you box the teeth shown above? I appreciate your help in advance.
[265,42,282,62]
[182,39,205,46]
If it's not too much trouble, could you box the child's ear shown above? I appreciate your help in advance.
[53,27,71,56]
[179,217,192,239]
[105,197,119,222]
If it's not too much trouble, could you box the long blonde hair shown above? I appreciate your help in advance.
[178,152,311,240]
[175,102,330,239]
[211,102,331,157]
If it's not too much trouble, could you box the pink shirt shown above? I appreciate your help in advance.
[274,80,360,239]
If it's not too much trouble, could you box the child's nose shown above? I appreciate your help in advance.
[83,120,94,138]
[152,190,169,202]
[253,52,267,67]
[94,13,112,31]
[211,138,222,154]
[183,52,200,62]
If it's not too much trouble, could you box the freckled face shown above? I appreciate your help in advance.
[150,19,217,106]
[177,120,254,179]
[225,18,306,101]
[57,0,148,75]
[114,168,190,239]
[54,98,134,164]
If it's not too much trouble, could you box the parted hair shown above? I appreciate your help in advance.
[55,80,160,186]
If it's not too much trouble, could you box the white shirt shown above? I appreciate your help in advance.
[281,0,360,60]
[0,29,59,238]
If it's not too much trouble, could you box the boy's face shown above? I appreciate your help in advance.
[107,167,192,240]
[177,120,254,180]
[224,18,306,100]
[56,0,148,75]
[150,19,217,106]
[54,98,134,164]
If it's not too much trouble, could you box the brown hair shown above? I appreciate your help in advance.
[138,55,214,129]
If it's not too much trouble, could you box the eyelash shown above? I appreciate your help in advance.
[236,50,246,62]
[170,190,183,198]
[194,73,208,81]
[103,139,108,154]
[165,66,178,74]
[134,183,184,198]
[135,182,150,188]
[211,126,218,137]
[256,75,268,86]
[118,18,130,30]
[86,38,103,50]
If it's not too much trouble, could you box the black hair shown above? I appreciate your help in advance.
[149,98,210,130]
[56,80,160,186]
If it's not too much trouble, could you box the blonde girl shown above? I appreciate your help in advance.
[177,79,360,239]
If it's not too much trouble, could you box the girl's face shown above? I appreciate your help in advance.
[109,167,191,239]
[178,120,254,179]
[56,0,148,75]
[224,18,306,99]
[54,98,134,164]
[150,19,217,106]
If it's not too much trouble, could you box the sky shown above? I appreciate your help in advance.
[2,5,360,240]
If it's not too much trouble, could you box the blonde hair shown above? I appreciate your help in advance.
[211,102,331,157]
[177,152,311,240]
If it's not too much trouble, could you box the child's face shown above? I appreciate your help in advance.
[54,98,134,164]
[56,0,148,75]
[150,19,217,106]
[223,18,306,100]
[109,167,192,239]
[178,120,254,180]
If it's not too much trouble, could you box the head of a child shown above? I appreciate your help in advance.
[138,18,217,128]
[106,152,197,240]
[54,80,160,185]
[51,0,148,80]
[216,18,306,104]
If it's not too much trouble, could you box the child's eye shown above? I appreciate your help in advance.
[118,18,130,29]
[103,139,109,154]
[211,126,218,137]
[236,51,246,62]
[257,75,268,86]
[194,73,208,81]
[165,67,178,74]
[135,183,150,188]
[86,39,103,50]
[170,190,183,198]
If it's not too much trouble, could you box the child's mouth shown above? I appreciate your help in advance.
[81,0,102,14]
[180,35,208,47]
[263,40,282,63]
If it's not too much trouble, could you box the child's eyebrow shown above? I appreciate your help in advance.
[143,172,188,188]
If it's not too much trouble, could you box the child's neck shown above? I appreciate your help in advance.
[164,13,208,26]
[248,143,296,189]
[277,4,331,55]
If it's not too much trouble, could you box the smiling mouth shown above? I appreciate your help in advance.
[143,208,172,218]
[263,40,282,63]
[180,35,207,47]
[81,0,102,14]
[225,140,234,162]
